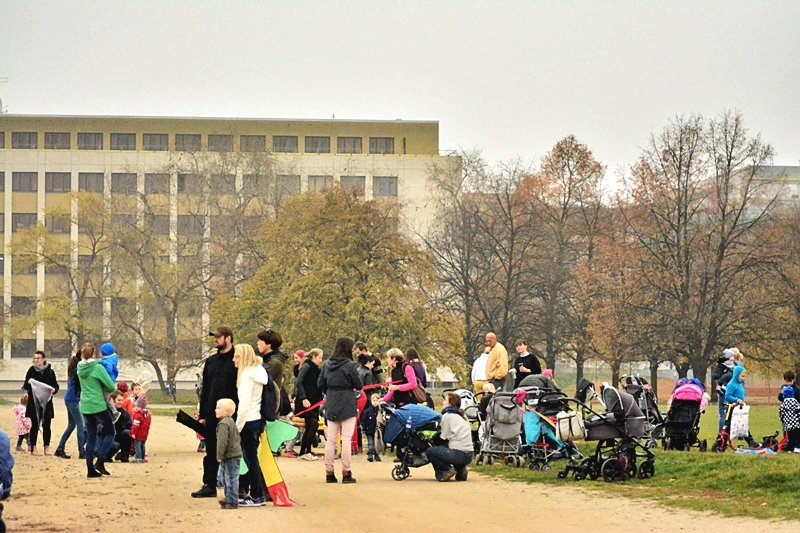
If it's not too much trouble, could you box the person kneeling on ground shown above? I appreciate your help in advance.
[425,392,473,481]
[106,391,132,462]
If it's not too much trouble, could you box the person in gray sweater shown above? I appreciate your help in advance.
[215,399,242,509]
[318,337,363,484]
[425,392,474,481]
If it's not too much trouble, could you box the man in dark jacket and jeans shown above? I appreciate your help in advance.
[192,326,238,498]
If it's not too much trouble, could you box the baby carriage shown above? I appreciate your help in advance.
[662,378,708,451]
[442,388,483,454]
[558,382,656,482]
[521,387,581,471]
[380,403,441,480]
[476,391,525,466]
[621,375,663,448]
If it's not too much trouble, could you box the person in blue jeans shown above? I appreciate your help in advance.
[76,343,116,478]
[55,351,86,459]
[425,392,474,481]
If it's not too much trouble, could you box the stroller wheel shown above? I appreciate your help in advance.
[699,439,708,452]
[485,455,494,466]
[601,458,625,483]
[391,465,410,481]
[637,460,655,479]
[646,439,658,450]
[541,463,551,472]
[529,461,540,471]
[557,470,567,479]
[475,454,483,466]
[515,456,525,468]
[505,456,516,467]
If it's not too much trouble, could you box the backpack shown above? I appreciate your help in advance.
[260,379,280,422]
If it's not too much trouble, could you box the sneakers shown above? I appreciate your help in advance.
[87,469,103,478]
[94,462,111,476]
[54,449,71,459]
[455,467,468,481]
[300,453,319,461]
[220,502,238,510]
[436,468,456,482]
[191,485,217,498]
[373,454,382,462]
[367,454,374,462]
[341,471,357,484]
[239,496,267,507]
[283,450,298,459]
[326,472,338,483]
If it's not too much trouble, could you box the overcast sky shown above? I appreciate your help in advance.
[1,1,798,181]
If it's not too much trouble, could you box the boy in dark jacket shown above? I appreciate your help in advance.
[215,399,242,509]
[362,394,381,462]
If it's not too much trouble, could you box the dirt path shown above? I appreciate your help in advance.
[1,405,796,532]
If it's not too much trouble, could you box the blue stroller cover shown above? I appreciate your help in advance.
[384,404,441,444]
[523,410,564,448]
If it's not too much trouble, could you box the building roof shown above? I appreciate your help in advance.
[756,165,800,180]
[0,113,438,125]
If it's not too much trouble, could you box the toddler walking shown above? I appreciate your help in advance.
[362,394,381,462]
[12,396,32,452]
[215,398,242,509]
[130,396,151,463]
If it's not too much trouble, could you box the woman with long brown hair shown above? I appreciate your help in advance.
[54,350,85,459]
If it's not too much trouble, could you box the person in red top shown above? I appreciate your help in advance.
[130,395,151,463]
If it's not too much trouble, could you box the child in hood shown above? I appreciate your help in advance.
[724,366,757,447]
[779,386,800,453]
[12,395,32,452]
[99,343,121,422]
[130,395,151,463]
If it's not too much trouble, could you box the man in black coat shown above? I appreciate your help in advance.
[192,326,238,498]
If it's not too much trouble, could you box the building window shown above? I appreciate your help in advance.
[12,132,38,149]
[45,132,70,149]
[0,215,3,233]
[12,213,38,231]
[46,215,71,234]
[111,173,137,194]
[177,215,204,236]
[0,171,3,192]
[145,173,170,194]
[337,136,362,154]
[78,132,103,150]
[0,255,3,274]
[340,176,366,197]
[305,136,330,154]
[240,135,266,152]
[273,136,298,153]
[145,214,170,235]
[210,215,234,234]
[211,174,236,195]
[242,174,269,196]
[308,175,333,193]
[208,134,233,152]
[175,134,201,152]
[110,133,136,150]
[45,172,72,193]
[276,175,301,197]
[143,133,168,151]
[178,173,204,194]
[79,172,104,193]
[12,257,37,275]
[373,176,398,197]
[44,339,71,358]
[0,132,4,149]
[11,338,37,359]
[369,137,394,154]
[12,172,37,192]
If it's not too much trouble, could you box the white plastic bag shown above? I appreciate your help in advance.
[730,404,750,440]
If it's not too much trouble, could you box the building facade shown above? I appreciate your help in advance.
[0,114,455,381]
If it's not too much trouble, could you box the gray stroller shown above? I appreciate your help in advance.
[475,391,525,466]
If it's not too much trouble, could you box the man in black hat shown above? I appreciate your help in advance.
[191,326,238,498]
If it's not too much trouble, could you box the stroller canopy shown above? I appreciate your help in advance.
[384,404,441,444]
[601,387,643,418]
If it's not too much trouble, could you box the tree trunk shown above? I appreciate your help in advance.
[649,358,659,401]
[611,361,621,387]
[676,361,690,379]
[691,360,710,390]
[575,351,585,388]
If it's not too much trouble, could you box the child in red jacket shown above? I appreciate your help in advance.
[130,395,151,463]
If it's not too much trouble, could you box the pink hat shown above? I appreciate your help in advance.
[542,369,554,379]
[295,350,306,358]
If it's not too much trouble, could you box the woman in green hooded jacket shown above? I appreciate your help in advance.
[77,343,116,478]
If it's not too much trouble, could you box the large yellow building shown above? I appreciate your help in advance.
[0,114,454,379]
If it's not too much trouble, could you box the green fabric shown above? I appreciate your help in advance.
[265,420,299,453]
[77,359,116,415]
[240,458,249,475]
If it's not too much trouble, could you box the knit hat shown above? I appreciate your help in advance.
[116,382,129,393]
[136,395,148,409]
[783,386,795,399]
[542,369,554,379]
[100,343,115,356]
[723,359,735,370]
[295,350,306,359]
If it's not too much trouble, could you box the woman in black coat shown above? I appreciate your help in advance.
[22,350,59,455]
[318,337,363,484]
[294,348,324,459]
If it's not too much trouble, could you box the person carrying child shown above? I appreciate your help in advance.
[130,395,151,463]
[361,393,381,462]
[12,396,32,452]
[98,343,121,422]
[215,398,242,509]
[779,386,800,453]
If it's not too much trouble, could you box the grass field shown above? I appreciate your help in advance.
[475,405,800,521]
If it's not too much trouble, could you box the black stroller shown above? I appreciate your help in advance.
[621,375,663,448]
[558,383,656,482]
[380,403,441,481]
[662,399,706,451]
